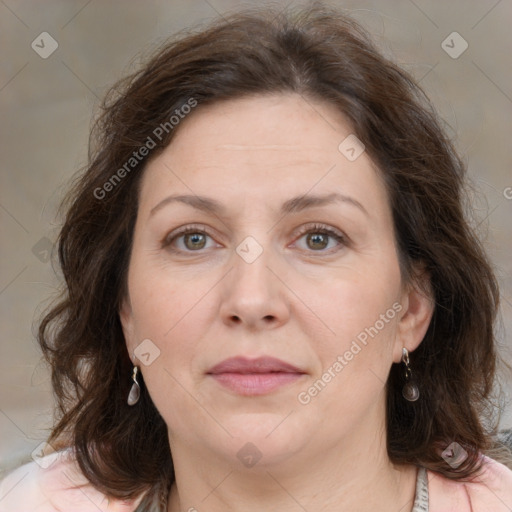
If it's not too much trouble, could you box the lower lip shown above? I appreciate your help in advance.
[209,372,303,396]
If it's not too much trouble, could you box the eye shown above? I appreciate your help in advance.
[293,223,347,253]
[162,224,217,252]
[162,223,348,255]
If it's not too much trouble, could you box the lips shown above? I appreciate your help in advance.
[208,356,304,375]
[207,356,306,396]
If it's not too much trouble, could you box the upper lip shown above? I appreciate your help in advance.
[207,356,305,375]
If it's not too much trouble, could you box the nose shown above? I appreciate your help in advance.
[219,239,290,331]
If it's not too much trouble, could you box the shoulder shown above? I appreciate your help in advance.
[428,455,512,512]
[0,449,142,512]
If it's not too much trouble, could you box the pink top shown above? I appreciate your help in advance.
[1,449,511,511]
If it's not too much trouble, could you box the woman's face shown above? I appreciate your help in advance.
[121,93,431,470]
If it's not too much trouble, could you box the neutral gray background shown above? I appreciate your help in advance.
[1,0,512,473]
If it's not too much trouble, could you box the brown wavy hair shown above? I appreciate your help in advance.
[39,3,510,506]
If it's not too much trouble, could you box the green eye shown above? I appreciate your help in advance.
[182,232,208,250]
[163,224,214,252]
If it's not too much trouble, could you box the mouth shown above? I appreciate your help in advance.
[207,356,306,396]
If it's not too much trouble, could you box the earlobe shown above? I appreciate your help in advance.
[394,275,434,362]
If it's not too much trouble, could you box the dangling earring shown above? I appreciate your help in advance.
[401,348,419,402]
[127,366,141,406]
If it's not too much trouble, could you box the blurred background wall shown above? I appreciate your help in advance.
[1,0,512,473]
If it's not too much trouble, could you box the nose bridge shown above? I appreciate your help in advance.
[232,233,275,293]
[219,231,289,327]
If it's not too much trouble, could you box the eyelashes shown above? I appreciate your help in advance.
[292,223,347,253]
[162,224,215,252]
[161,222,349,255]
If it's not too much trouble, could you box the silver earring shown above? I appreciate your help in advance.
[127,366,141,406]
[401,348,419,402]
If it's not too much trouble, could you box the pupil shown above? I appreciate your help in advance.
[185,233,205,249]
[308,233,327,250]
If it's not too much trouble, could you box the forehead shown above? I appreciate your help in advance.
[139,93,388,214]
[167,93,348,158]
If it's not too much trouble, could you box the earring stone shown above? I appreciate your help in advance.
[402,381,420,402]
[127,366,141,406]
[401,348,420,402]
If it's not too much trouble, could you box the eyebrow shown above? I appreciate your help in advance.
[149,192,368,217]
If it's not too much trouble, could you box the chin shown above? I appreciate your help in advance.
[215,412,312,465]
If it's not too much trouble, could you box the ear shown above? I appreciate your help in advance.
[393,271,434,363]
[119,295,137,358]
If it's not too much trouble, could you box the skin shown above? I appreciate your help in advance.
[120,93,434,512]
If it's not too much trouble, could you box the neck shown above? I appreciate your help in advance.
[166,402,418,512]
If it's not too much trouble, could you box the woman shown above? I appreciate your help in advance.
[1,5,511,511]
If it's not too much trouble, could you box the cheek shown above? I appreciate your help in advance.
[126,270,211,423]
[307,261,402,389]
[298,307,399,425]
[126,263,220,394]
[127,255,212,340]
[317,263,401,339]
